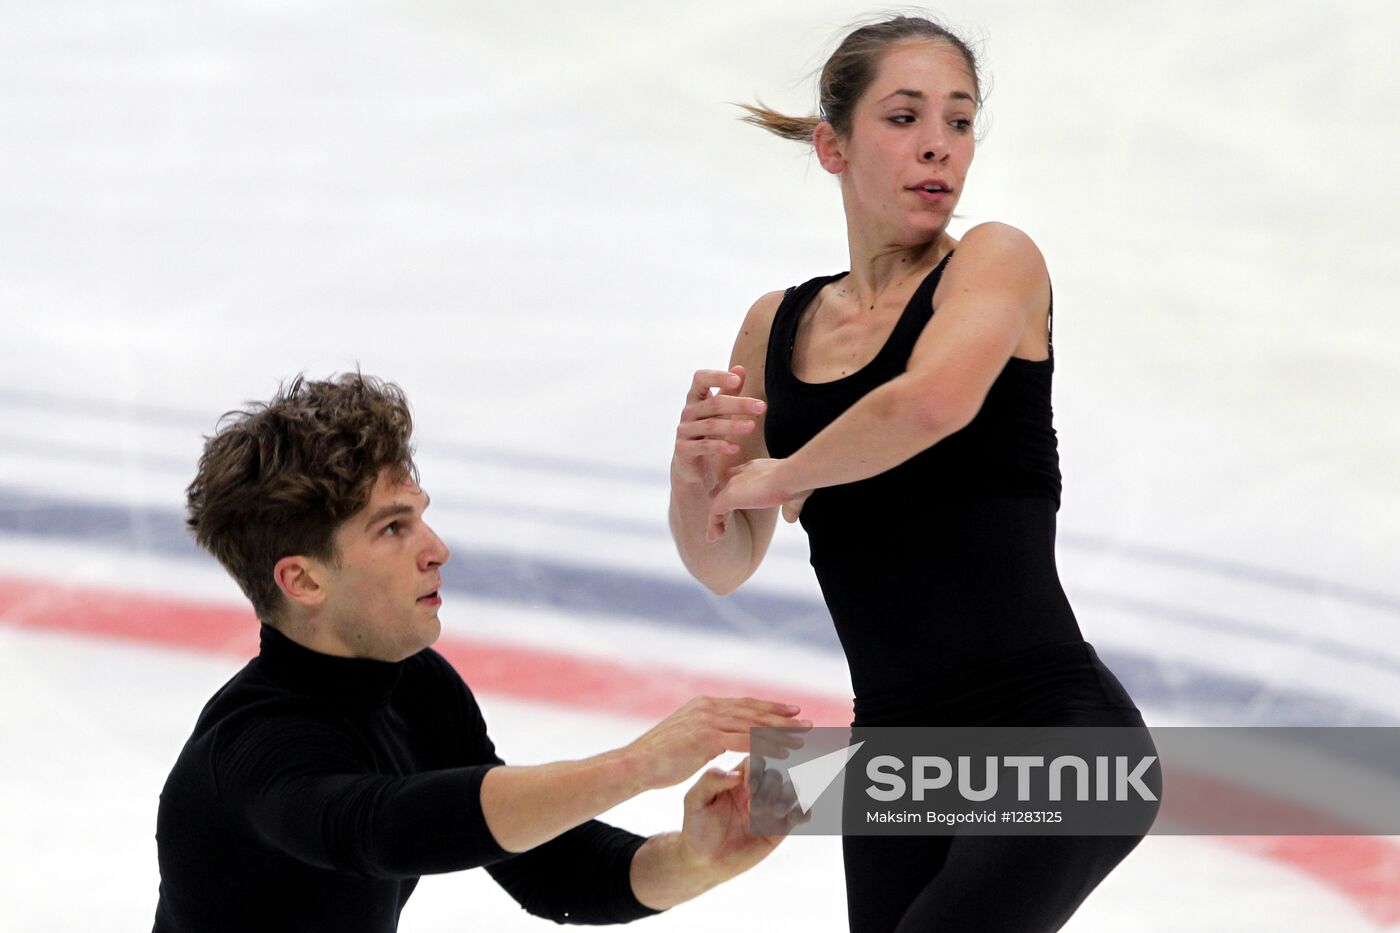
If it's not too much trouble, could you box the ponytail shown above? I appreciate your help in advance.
[735,101,821,144]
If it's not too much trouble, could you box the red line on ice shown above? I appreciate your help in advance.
[1,574,1396,926]
[0,576,853,724]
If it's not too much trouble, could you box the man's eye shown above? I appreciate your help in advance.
[382,521,400,536]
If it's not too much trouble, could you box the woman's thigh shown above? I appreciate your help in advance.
[891,832,1145,933]
[843,834,952,933]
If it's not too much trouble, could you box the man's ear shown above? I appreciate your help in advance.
[273,555,329,609]
[813,121,847,175]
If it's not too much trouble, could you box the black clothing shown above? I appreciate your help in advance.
[841,821,1144,933]
[764,250,1081,701]
[762,252,1150,932]
[153,624,658,932]
[842,644,1149,933]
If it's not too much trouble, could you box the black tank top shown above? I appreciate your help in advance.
[763,252,1086,701]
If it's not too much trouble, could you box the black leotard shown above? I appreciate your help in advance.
[762,251,1149,932]
[764,251,1098,703]
[153,624,658,932]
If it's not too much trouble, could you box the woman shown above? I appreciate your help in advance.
[668,15,1151,933]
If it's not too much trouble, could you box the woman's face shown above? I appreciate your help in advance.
[826,40,978,244]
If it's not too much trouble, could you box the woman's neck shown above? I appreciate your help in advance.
[842,228,950,310]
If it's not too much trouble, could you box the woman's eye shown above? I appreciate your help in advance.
[951,118,972,132]
[888,114,915,125]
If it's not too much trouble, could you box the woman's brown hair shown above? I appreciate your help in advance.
[738,14,983,143]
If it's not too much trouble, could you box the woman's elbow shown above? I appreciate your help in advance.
[693,561,751,597]
[706,575,744,598]
[675,552,738,597]
[910,392,977,441]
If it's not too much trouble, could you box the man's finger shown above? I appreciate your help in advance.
[708,697,805,718]
[713,715,811,736]
[685,766,745,809]
[718,732,752,754]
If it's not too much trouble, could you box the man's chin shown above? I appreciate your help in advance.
[417,615,442,649]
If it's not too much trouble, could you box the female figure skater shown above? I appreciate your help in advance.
[668,16,1150,932]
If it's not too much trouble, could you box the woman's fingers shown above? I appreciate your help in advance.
[676,416,757,441]
[677,439,743,459]
[689,369,739,401]
[707,509,727,543]
[684,395,767,422]
[781,490,812,524]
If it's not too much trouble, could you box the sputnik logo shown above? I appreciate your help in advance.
[786,741,866,812]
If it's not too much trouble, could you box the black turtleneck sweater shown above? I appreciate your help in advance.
[152,625,659,931]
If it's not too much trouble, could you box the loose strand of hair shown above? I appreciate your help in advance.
[734,101,821,144]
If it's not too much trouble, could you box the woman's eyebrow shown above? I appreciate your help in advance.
[877,88,976,104]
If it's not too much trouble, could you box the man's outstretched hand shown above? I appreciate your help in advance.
[631,756,808,911]
[622,696,809,791]
[680,757,804,876]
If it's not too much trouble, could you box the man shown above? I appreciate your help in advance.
[153,372,806,931]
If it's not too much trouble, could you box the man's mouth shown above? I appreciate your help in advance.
[417,590,441,606]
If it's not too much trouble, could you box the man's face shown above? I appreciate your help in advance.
[316,468,450,661]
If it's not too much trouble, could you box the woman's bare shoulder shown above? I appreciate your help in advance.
[740,289,787,333]
[728,289,788,393]
[950,222,1047,276]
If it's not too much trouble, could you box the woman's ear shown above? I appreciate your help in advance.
[813,121,847,175]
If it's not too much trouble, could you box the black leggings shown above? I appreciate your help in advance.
[843,828,1144,932]
[843,643,1153,932]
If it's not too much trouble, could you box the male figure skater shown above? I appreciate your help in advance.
[153,372,804,932]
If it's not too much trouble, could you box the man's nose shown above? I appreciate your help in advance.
[420,526,450,569]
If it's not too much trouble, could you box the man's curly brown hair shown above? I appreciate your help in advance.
[186,372,419,624]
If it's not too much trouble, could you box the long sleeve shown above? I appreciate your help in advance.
[213,709,510,879]
[440,655,662,923]
[155,633,659,932]
[486,819,661,924]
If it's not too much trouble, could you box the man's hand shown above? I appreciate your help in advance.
[680,758,804,876]
[622,696,809,791]
[630,758,807,911]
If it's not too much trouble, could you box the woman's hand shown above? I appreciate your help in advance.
[673,366,767,490]
[708,458,811,542]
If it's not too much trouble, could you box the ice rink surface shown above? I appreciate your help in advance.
[2,0,1399,929]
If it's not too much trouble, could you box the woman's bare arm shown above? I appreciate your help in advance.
[707,224,1050,537]
[669,290,784,594]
